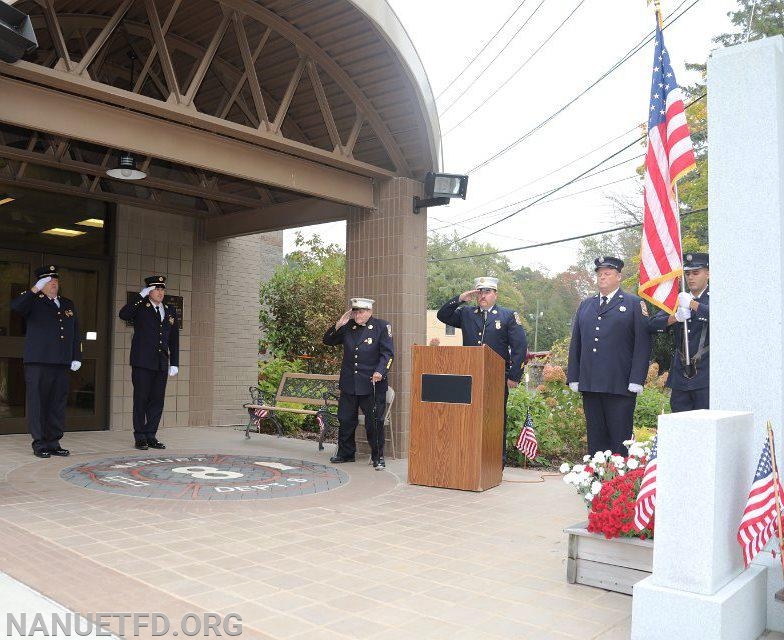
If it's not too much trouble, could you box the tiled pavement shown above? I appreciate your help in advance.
[0,427,778,640]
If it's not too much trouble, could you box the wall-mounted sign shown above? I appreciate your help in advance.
[124,292,184,330]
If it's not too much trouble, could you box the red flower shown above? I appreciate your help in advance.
[586,467,654,540]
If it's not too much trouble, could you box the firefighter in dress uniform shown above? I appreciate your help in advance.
[567,257,651,456]
[118,275,179,450]
[11,265,81,458]
[323,297,393,469]
[648,252,710,411]
[436,276,528,464]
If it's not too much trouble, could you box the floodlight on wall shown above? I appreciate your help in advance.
[0,2,38,63]
[106,152,147,180]
[106,50,147,180]
[413,172,469,213]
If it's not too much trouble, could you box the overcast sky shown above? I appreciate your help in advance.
[283,0,737,274]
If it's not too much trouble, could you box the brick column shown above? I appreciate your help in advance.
[346,177,425,458]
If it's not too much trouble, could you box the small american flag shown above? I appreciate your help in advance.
[253,407,268,424]
[737,441,783,567]
[638,21,697,314]
[516,409,538,460]
[634,436,658,531]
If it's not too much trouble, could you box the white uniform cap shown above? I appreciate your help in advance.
[473,276,498,290]
[350,297,374,310]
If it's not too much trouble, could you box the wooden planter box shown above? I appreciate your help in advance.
[565,523,653,595]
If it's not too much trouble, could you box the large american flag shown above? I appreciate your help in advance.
[737,441,783,567]
[516,409,538,460]
[638,22,697,314]
[634,436,658,531]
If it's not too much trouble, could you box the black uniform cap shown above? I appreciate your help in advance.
[35,265,59,279]
[594,256,624,272]
[144,275,166,289]
[683,252,709,271]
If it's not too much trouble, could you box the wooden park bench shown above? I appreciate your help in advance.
[243,372,340,450]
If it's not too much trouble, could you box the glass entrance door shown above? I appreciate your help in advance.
[0,251,110,434]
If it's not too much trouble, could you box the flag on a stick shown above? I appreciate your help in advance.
[634,436,658,531]
[516,409,538,460]
[737,440,783,567]
[638,21,697,314]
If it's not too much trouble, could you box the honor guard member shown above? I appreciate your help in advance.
[119,276,179,450]
[567,257,651,456]
[323,298,393,469]
[437,277,528,464]
[10,265,81,458]
[648,252,710,412]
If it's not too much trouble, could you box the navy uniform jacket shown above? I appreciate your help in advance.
[437,297,528,382]
[648,287,709,391]
[10,290,81,365]
[323,317,394,396]
[118,295,179,371]
[567,289,650,396]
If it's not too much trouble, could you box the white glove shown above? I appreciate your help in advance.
[70,361,81,372]
[168,366,178,377]
[569,382,579,392]
[34,276,52,291]
[674,306,691,322]
[677,291,693,309]
[628,383,644,394]
[140,286,155,298]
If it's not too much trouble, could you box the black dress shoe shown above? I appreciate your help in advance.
[147,439,166,449]
[376,457,386,470]
[329,455,355,463]
[49,448,70,456]
[33,450,51,458]
[134,441,149,450]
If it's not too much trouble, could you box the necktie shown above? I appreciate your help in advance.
[599,296,608,313]
[156,305,163,321]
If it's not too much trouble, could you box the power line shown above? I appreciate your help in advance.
[440,0,549,117]
[428,208,707,263]
[466,0,699,175]
[442,0,588,136]
[452,93,705,242]
[435,0,530,101]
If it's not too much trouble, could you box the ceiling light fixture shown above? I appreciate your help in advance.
[106,50,147,181]
[0,196,15,206]
[42,228,86,237]
[75,218,105,228]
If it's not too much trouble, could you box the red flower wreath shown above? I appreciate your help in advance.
[587,466,654,540]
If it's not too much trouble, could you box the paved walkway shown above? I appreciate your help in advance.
[0,427,777,639]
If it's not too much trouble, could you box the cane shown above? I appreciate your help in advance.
[371,379,382,466]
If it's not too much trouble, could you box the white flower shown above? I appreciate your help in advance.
[593,451,606,464]
[628,445,645,459]
[563,472,575,484]
[583,455,591,462]
[597,468,604,477]
[559,463,571,474]
[591,480,603,495]
[627,458,640,470]
[573,465,585,473]
[611,455,625,467]
[604,450,612,457]
[618,469,626,476]
[585,494,594,502]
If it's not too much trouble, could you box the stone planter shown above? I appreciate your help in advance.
[565,523,653,595]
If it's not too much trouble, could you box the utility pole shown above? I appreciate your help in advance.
[533,300,542,352]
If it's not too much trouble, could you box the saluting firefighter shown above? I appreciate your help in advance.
[118,276,179,450]
[10,265,81,458]
[436,277,528,464]
[567,257,651,456]
[323,298,393,469]
[648,252,710,412]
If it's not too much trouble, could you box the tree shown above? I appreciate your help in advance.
[259,233,345,373]
[714,0,784,46]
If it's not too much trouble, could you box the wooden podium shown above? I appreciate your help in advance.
[408,345,505,491]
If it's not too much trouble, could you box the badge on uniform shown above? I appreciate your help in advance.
[387,324,393,337]
[368,324,373,329]
[145,303,151,307]
[495,320,501,330]
[619,306,626,312]
[366,337,373,344]
[64,309,74,317]
[513,311,522,325]
[168,316,175,325]
[640,300,649,317]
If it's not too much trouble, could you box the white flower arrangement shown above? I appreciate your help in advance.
[560,438,654,506]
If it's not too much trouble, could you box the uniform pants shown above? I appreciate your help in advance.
[336,391,386,460]
[24,364,69,454]
[132,367,168,442]
[670,387,709,412]
[582,392,637,457]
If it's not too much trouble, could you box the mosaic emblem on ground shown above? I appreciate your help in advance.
[60,454,349,500]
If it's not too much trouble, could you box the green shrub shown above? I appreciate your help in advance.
[634,386,670,431]
[257,356,307,434]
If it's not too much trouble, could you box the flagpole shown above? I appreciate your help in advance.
[766,420,784,599]
[673,182,691,368]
